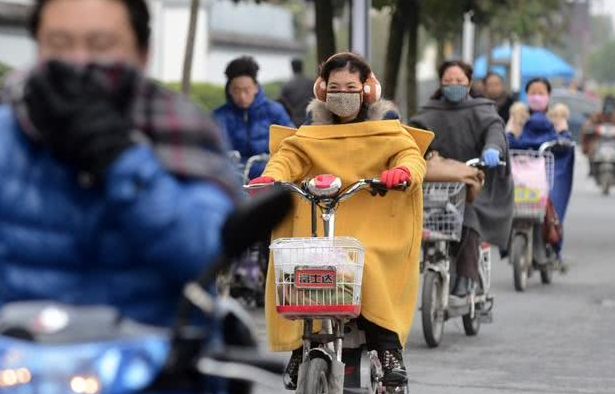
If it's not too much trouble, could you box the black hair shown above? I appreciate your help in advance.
[29,0,151,52]
[525,77,552,94]
[484,71,503,84]
[319,52,371,84]
[225,56,260,82]
[291,58,303,74]
[431,60,473,99]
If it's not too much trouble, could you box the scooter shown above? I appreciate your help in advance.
[218,152,271,306]
[419,158,500,348]
[246,176,408,394]
[590,124,615,195]
[509,139,574,291]
[0,189,292,394]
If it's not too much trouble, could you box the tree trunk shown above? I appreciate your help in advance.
[315,0,337,63]
[485,25,495,73]
[182,0,200,95]
[435,35,446,73]
[405,0,419,119]
[383,1,407,100]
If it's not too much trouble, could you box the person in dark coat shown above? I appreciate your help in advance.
[410,60,514,301]
[484,71,518,123]
[214,56,294,180]
[279,58,314,127]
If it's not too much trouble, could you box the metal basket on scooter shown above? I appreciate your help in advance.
[270,237,365,320]
[510,150,555,219]
[422,182,466,242]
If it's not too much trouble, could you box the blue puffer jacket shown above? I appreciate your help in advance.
[0,105,234,327]
[213,88,293,180]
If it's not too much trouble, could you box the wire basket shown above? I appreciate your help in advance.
[270,237,365,319]
[510,150,555,219]
[422,182,466,241]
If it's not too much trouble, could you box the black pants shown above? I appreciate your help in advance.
[357,315,402,351]
[451,226,481,281]
[293,315,401,354]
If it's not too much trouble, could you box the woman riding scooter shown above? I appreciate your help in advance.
[410,60,514,305]
[506,77,574,262]
[249,52,431,390]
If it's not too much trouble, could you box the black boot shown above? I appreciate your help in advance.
[378,349,408,387]
[452,275,470,297]
[283,347,303,390]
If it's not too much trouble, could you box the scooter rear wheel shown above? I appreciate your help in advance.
[305,357,330,394]
[421,270,445,347]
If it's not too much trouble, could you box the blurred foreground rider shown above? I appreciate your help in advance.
[0,0,239,326]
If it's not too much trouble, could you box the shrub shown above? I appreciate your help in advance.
[165,80,285,111]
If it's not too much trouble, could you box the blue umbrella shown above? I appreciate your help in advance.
[474,45,574,81]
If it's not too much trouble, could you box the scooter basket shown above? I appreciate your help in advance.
[422,182,466,241]
[510,150,555,220]
[270,237,364,319]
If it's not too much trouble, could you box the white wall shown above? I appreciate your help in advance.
[147,0,209,82]
[0,26,35,69]
[210,1,293,41]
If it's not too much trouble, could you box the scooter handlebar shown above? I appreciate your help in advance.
[538,139,576,153]
[465,158,507,169]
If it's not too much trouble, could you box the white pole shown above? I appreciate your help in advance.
[350,0,371,59]
[511,40,521,92]
[462,11,475,64]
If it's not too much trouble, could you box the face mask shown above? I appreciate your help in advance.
[325,91,362,118]
[441,85,468,103]
[527,94,549,112]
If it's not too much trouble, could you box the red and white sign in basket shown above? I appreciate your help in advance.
[270,237,365,319]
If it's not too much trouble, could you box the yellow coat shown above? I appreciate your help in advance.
[263,119,433,351]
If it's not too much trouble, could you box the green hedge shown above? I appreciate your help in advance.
[165,80,285,111]
[0,62,12,87]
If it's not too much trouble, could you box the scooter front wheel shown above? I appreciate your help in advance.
[511,234,528,292]
[462,308,481,336]
[305,357,330,394]
[421,270,445,347]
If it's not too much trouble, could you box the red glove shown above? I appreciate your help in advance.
[247,176,275,196]
[380,167,411,189]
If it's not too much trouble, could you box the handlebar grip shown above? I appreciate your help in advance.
[368,179,408,191]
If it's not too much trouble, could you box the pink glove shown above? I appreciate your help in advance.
[380,167,411,189]
[248,176,274,196]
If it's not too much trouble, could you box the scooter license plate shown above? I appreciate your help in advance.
[294,266,337,289]
[514,187,542,203]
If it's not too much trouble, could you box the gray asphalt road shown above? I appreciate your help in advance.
[252,152,615,394]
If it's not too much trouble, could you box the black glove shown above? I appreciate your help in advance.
[25,61,138,178]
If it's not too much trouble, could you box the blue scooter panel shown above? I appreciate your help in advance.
[0,334,169,394]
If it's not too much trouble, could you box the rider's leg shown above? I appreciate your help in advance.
[358,316,407,386]
[284,346,303,390]
[451,227,481,297]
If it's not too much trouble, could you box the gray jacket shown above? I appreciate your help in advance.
[410,97,514,249]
